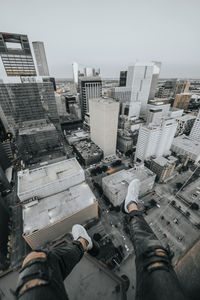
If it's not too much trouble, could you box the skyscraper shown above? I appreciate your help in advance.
[126,62,160,119]
[119,71,127,86]
[135,118,177,162]
[0,82,58,134]
[0,32,36,77]
[79,77,102,117]
[32,41,50,76]
[89,97,119,157]
[173,93,192,109]
[189,110,200,142]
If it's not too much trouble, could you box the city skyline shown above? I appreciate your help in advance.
[1,0,200,78]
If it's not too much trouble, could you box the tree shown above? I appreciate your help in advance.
[185,211,190,217]
[176,182,183,190]
[171,200,176,206]
[190,203,199,210]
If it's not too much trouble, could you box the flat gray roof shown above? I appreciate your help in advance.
[23,182,96,235]
[18,158,83,196]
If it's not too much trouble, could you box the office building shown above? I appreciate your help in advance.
[155,79,177,98]
[146,102,170,124]
[135,118,177,162]
[175,114,196,136]
[18,120,61,156]
[119,71,127,86]
[79,77,102,116]
[189,110,200,142]
[0,141,13,171]
[111,87,131,103]
[171,135,200,164]
[18,158,97,249]
[32,41,50,76]
[173,93,192,109]
[0,82,58,134]
[0,32,36,77]
[89,97,119,157]
[126,62,160,118]
[73,139,103,166]
[174,80,190,96]
[102,165,156,207]
[148,156,177,183]
[149,62,162,100]
[117,129,133,153]
[73,62,100,85]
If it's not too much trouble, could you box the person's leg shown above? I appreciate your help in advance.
[16,225,92,300]
[124,179,189,300]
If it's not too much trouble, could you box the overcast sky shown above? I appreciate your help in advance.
[1,0,200,78]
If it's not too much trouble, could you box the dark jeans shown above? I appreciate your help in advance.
[129,210,189,300]
[16,212,189,300]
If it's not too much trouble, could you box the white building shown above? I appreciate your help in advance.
[102,165,156,207]
[18,158,97,249]
[89,97,119,157]
[32,41,50,76]
[189,110,200,142]
[171,135,200,164]
[135,118,177,162]
[111,86,131,103]
[146,102,170,125]
[126,62,161,118]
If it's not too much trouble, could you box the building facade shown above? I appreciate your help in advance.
[79,77,102,116]
[173,93,192,109]
[0,32,36,77]
[175,114,196,136]
[89,97,119,157]
[126,62,161,118]
[119,71,127,86]
[189,110,200,142]
[0,82,58,134]
[135,118,177,162]
[32,41,50,76]
[148,156,177,183]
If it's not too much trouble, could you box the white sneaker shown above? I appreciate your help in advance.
[124,179,140,213]
[72,224,93,250]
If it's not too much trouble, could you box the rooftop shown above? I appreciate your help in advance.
[172,135,200,155]
[17,158,84,200]
[73,139,103,159]
[152,156,177,166]
[176,114,196,121]
[90,97,118,105]
[23,182,96,235]
[102,165,155,191]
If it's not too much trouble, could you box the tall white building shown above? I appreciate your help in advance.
[135,118,177,162]
[32,41,50,76]
[79,77,102,117]
[89,97,119,157]
[126,62,161,119]
[189,110,200,141]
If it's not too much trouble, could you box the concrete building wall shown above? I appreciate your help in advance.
[190,110,200,141]
[173,93,192,109]
[32,41,50,76]
[135,119,177,162]
[24,202,98,249]
[89,98,119,157]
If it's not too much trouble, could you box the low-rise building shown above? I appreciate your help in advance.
[102,165,156,207]
[64,129,89,145]
[73,139,103,166]
[148,156,177,183]
[18,158,97,249]
[117,129,133,153]
[171,135,200,164]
